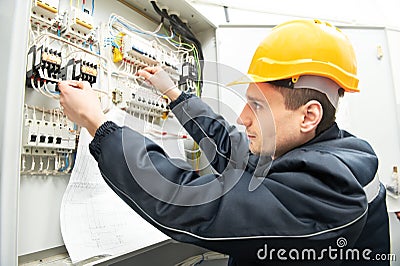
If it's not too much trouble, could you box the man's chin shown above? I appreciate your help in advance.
[249,145,263,155]
[249,145,261,155]
[249,146,275,156]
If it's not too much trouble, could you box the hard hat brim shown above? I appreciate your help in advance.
[226,74,264,86]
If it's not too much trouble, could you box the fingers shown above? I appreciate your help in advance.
[143,66,162,74]
[137,69,153,80]
[137,66,164,80]
[58,80,91,93]
[58,81,70,93]
[77,80,91,90]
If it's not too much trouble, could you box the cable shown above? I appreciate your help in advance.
[108,14,174,40]
[175,252,228,266]
[29,22,37,46]
[149,1,204,93]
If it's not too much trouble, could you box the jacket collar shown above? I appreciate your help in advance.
[303,122,341,147]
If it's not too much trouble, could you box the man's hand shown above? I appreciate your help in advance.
[58,80,107,136]
[396,211,400,221]
[137,66,182,101]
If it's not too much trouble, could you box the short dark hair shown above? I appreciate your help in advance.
[271,85,344,135]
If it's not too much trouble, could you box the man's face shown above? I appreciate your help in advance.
[237,83,302,157]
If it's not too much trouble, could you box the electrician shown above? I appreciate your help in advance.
[59,19,390,265]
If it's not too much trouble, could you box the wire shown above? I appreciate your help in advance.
[43,82,61,98]
[91,0,95,16]
[108,14,174,40]
[149,1,204,94]
[29,23,37,46]
[167,34,201,95]
[30,78,42,94]
[146,129,188,139]
[59,154,69,172]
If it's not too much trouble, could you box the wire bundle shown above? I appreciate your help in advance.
[149,1,204,95]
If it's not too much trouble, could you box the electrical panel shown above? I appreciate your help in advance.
[23,0,203,176]
[16,0,212,263]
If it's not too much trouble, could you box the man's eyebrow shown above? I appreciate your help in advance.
[246,95,265,102]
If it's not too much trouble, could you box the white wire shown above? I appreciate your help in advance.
[29,25,37,46]
[109,14,170,38]
[30,78,42,94]
[31,77,55,98]
[109,14,181,65]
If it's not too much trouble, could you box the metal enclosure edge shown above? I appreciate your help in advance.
[0,0,31,265]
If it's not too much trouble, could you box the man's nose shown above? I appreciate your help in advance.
[237,104,252,127]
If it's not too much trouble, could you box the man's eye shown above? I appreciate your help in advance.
[251,102,262,110]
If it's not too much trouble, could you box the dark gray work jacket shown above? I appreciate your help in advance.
[89,92,390,265]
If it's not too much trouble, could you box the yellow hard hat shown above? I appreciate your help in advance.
[230,19,359,92]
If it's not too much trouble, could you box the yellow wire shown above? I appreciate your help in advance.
[70,0,73,7]
[76,0,80,8]
[196,150,200,171]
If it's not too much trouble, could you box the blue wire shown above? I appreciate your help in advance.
[91,0,95,16]
[48,90,60,95]
[59,154,69,172]
[43,82,60,94]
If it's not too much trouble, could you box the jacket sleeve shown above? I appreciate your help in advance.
[169,92,249,173]
[89,121,368,261]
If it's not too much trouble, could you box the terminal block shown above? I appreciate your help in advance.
[125,85,171,121]
[122,33,157,67]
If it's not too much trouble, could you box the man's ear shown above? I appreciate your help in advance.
[300,100,323,134]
